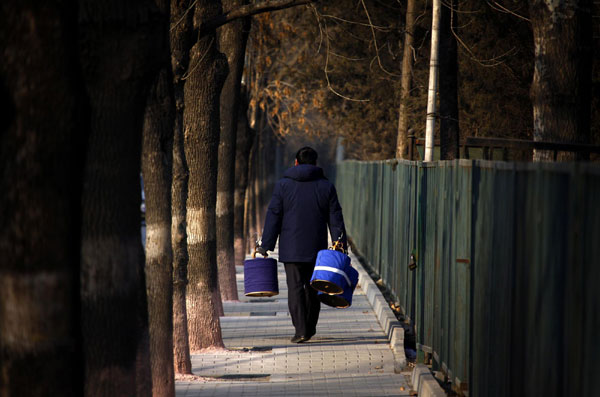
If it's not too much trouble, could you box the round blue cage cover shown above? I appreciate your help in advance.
[244,257,279,297]
[310,249,354,295]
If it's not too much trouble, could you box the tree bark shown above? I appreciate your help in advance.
[78,1,162,394]
[234,94,256,265]
[142,66,175,396]
[529,0,593,161]
[439,0,460,160]
[216,0,250,302]
[184,0,229,350]
[396,0,417,159]
[142,1,175,394]
[0,2,86,395]
[170,0,194,374]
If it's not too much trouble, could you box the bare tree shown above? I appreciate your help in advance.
[234,92,256,265]
[184,0,229,350]
[439,0,459,159]
[170,0,195,373]
[141,0,175,390]
[216,0,251,302]
[396,0,417,159]
[0,2,86,395]
[77,0,163,393]
[529,0,593,161]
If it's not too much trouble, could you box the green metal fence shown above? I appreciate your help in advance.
[336,159,600,397]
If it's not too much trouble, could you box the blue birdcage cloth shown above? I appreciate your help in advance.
[244,257,279,297]
[310,249,357,295]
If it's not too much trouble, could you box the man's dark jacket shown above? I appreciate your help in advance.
[261,164,347,263]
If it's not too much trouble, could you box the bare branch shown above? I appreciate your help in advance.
[330,51,367,61]
[320,13,393,31]
[450,1,519,67]
[486,1,530,22]
[323,19,370,102]
[310,4,324,54]
[200,0,315,36]
[359,0,400,77]
[170,0,198,32]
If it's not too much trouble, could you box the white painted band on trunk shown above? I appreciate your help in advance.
[216,192,233,217]
[145,223,171,260]
[0,272,72,351]
[187,207,215,245]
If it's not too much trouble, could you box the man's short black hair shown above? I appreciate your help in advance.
[296,146,318,165]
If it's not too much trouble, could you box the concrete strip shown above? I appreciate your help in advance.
[412,364,446,397]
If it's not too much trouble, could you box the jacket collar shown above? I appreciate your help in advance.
[283,164,325,181]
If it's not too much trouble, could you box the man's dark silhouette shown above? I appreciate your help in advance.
[258,147,347,343]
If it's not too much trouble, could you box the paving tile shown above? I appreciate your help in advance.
[176,249,411,396]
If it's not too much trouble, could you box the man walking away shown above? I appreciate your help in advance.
[257,146,347,343]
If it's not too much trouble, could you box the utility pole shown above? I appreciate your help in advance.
[424,0,441,162]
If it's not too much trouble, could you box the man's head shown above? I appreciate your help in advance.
[295,146,318,165]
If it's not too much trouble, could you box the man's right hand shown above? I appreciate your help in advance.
[255,246,268,257]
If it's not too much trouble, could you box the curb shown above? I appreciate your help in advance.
[348,250,407,371]
[349,250,446,397]
[411,365,446,397]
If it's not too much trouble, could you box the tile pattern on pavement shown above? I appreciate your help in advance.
[176,250,411,396]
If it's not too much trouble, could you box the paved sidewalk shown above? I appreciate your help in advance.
[175,249,412,396]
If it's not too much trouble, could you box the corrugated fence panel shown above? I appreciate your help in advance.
[336,159,599,396]
[520,164,569,396]
[470,161,516,397]
[453,161,472,389]
[580,166,600,397]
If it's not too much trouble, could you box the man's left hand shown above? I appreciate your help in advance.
[255,246,268,257]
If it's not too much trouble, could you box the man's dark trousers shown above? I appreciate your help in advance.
[284,262,320,337]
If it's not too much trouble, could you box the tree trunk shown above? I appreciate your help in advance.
[216,0,250,301]
[184,0,229,350]
[245,137,258,255]
[78,1,162,394]
[142,2,175,394]
[396,0,417,159]
[424,0,442,162]
[0,2,86,395]
[170,0,194,374]
[439,0,460,160]
[142,66,175,396]
[254,112,268,237]
[529,0,593,161]
[234,94,256,265]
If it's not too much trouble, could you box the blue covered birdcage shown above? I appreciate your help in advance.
[244,257,279,297]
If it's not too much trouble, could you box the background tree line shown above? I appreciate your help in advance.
[250,0,598,160]
[1,0,597,396]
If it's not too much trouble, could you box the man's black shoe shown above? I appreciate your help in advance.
[304,331,315,341]
[290,335,308,343]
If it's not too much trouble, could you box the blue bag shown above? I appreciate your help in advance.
[244,257,279,297]
[315,255,359,308]
[310,249,352,294]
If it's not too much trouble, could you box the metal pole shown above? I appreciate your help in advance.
[424,0,441,162]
